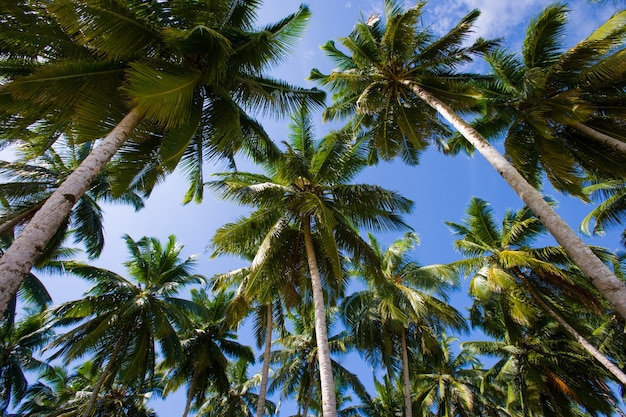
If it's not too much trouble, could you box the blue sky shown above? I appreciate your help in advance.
[33,0,625,415]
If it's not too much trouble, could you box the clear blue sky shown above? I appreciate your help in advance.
[34,0,624,415]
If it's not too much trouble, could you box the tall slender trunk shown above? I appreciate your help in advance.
[514,268,626,386]
[81,333,127,417]
[303,216,337,417]
[403,80,626,320]
[255,303,273,417]
[301,367,314,417]
[571,122,626,156]
[182,368,200,417]
[400,327,413,417]
[0,110,143,316]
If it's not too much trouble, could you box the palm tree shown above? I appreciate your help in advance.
[0,140,144,258]
[342,375,404,417]
[268,307,367,417]
[412,335,488,417]
[0,231,66,415]
[47,234,204,417]
[208,105,413,417]
[466,321,617,416]
[0,309,52,415]
[0,0,325,315]
[162,288,254,417]
[211,226,306,417]
[342,232,466,417]
[18,362,161,417]
[451,4,626,197]
[196,358,274,417]
[310,0,626,320]
[447,196,626,386]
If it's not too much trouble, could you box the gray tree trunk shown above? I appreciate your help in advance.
[400,328,413,417]
[303,217,337,417]
[404,80,626,321]
[255,303,273,417]
[0,109,143,316]
[572,122,626,156]
[517,270,626,387]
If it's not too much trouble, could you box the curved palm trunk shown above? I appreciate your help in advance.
[182,368,200,417]
[255,303,273,417]
[403,80,626,320]
[571,122,626,156]
[0,109,143,316]
[514,268,626,386]
[303,217,337,417]
[81,333,127,417]
[301,368,314,417]
[400,327,413,417]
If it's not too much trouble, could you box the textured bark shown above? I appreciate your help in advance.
[516,270,626,387]
[255,303,273,417]
[0,109,143,316]
[303,217,337,417]
[400,328,413,417]
[572,122,626,156]
[403,80,626,321]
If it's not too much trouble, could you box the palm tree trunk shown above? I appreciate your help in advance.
[0,109,143,316]
[182,368,199,417]
[400,327,413,417]
[81,333,127,417]
[303,216,337,417]
[0,201,44,237]
[302,366,315,417]
[255,303,273,417]
[403,80,626,321]
[571,122,626,156]
[514,268,626,386]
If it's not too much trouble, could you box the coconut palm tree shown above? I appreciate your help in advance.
[412,334,489,417]
[342,232,466,417]
[449,4,626,197]
[447,196,626,386]
[211,224,307,417]
[0,0,325,315]
[18,361,161,417]
[310,0,626,321]
[46,234,204,417]
[0,309,52,415]
[0,140,144,258]
[196,358,274,417]
[161,288,254,417]
[208,105,413,417]
[465,320,617,416]
[268,307,367,417]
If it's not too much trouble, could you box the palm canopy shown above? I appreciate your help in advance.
[161,288,254,417]
[0,0,325,199]
[343,232,466,372]
[449,4,626,196]
[208,105,413,297]
[447,197,605,334]
[0,0,325,317]
[209,104,413,417]
[47,234,205,405]
[309,0,497,164]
